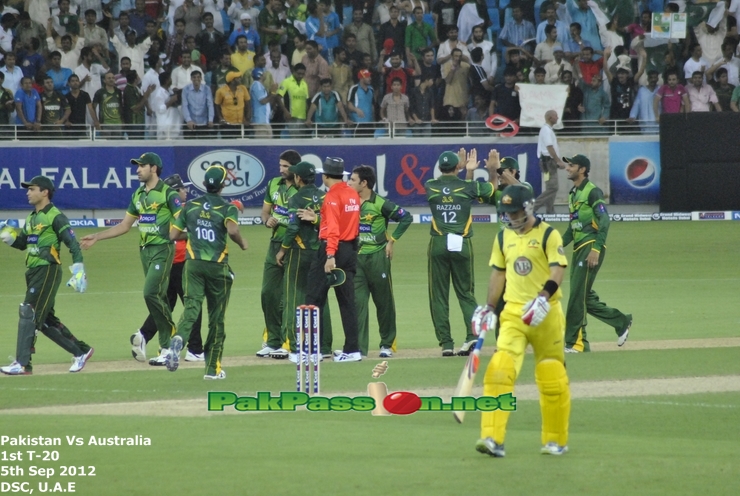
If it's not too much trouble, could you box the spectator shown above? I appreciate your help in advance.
[373,0,394,28]
[307,77,351,136]
[506,47,533,82]
[182,69,215,137]
[226,0,249,27]
[600,19,624,54]
[545,45,572,83]
[269,38,292,69]
[285,0,308,52]
[228,12,259,52]
[711,68,735,112]
[197,12,229,67]
[215,71,250,136]
[706,41,740,87]
[18,38,45,80]
[331,47,352,103]
[580,73,609,130]
[292,34,308,67]
[210,52,240,93]
[258,0,286,50]
[250,67,274,138]
[319,0,342,58]
[92,72,124,137]
[46,23,85,71]
[469,46,494,97]
[175,0,204,37]
[654,70,689,120]
[231,35,256,78]
[628,69,660,134]
[432,0,460,42]
[267,50,292,86]
[418,46,442,87]
[250,53,275,95]
[129,0,155,36]
[694,19,726,64]
[380,76,412,133]
[406,6,438,62]
[122,70,151,139]
[302,40,331,98]
[142,55,162,134]
[14,76,42,136]
[346,10,377,63]
[567,0,602,56]
[152,71,183,139]
[164,19,188,69]
[139,19,166,49]
[0,52,23,94]
[111,28,152,81]
[172,52,197,90]
[560,70,583,133]
[64,74,98,135]
[683,43,710,82]
[565,22,592,61]
[347,68,376,135]
[52,0,79,37]
[202,0,226,35]
[468,24,496,81]
[380,50,419,95]
[604,61,634,130]
[409,74,437,136]
[686,70,721,112]
[534,25,559,69]
[466,92,490,136]
[113,11,132,44]
[277,64,309,136]
[536,4,569,45]
[47,51,74,95]
[39,75,70,137]
[437,26,470,65]
[441,48,470,117]
[499,3,536,51]
[490,66,521,123]
[0,72,13,127]
[81,9,108,50]
[75,46,108,98]
[378,5,406,57]
[577,46,603,85]
[186,36,206,69]
[533,66,546,84]
[16,12,47,55]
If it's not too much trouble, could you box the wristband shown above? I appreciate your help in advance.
[326,255,334,259]
[541,280,559,298]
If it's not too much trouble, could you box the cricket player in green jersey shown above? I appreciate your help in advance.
[273,161,332,360]
[166,165,249,379]
[80,152,182,365]
[0,176,94,375]
[259,150,300,353]
[348,165,411,358]
[561,155,632,353]
[425,149,497,356]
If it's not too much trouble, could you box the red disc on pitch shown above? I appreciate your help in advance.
[383,392,422,415]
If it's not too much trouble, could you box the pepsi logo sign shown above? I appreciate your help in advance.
[625,158,656,188]
[188,150,266,197]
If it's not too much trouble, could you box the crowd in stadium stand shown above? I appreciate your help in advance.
[0,0,736,138]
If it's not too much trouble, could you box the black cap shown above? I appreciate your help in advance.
[164,174,191,190]
[21,176,55,192]
[316,157,349,176]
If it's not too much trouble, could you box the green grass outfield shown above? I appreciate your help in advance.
[0,222,739,495]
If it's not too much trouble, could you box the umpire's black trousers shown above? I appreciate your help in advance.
[306,239,359,354]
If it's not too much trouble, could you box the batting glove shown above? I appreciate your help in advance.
[0,223,17,245]
[471,305,497,336]
[522,296,550,327]
[66,263,87,293]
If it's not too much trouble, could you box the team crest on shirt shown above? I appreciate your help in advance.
[557,246,565,255]
[514,256,532,275]
[527,239,539,248]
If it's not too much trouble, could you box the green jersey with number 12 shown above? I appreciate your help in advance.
[173,193,239,263]
[425,175,494,237]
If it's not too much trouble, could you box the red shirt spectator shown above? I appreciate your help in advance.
[578,47,603,85]
[655,72,689,116]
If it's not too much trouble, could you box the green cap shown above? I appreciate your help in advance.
[497,184,535,213]
[499,157,519,170]
[326,268,346,287]
[438,151,459,171]
[21,176,55,191]
[131,152,163,170]
[288,161,316,180]
[204,165,228,188]
[564,154,590,172]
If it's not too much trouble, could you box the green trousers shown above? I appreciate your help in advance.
[279,247,333,354]
[427,235,477,350]
[355,248,397,356]
[176,259,233,376]
[564,244,631,352]
[17,265,91,371]
[140,244,176,348]
[262,240,285,346]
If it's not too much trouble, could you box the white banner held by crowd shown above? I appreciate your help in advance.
[517,84,568,130]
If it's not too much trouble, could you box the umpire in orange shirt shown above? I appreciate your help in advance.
[305,157,362,363]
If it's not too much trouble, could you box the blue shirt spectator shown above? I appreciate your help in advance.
[566,0,603,55]
[14,86,41,125]
[228,15,260,52]
[182,78,215,126]
[250,77,271,124]
[347,81,374,123]
[499,6,536,49]
[47,68,74,95]
[19,52,45,79]
[630,81,661,133]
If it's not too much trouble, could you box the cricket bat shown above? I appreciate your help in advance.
[452,327,489,424]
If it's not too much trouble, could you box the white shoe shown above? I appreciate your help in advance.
[541,442,568,455]
[476,438,505,458]
[256,346,277,358]
[1,360,31,375]
[288,352,299,364]
[270,348,289,359]
[69,348,94,373]
[617,317,632,346]
[333,351,362,362]
[149,348,170,366]
[130,330,146,362]
[457,340,478,356]
[166,336,183,372]
[564,347,580,354]
[185,350,205,362]
[204,370,226,380]
[379,347,393,358]
[332,349,342,357]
